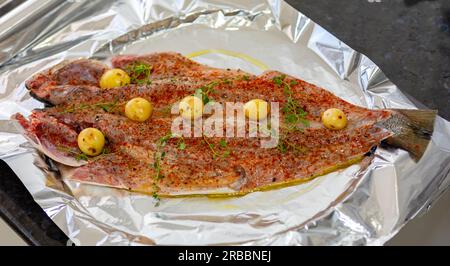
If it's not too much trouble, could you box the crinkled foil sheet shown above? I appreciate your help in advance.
[0,0,449,246]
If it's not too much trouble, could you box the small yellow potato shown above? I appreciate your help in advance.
[244,99,269,121]
[179,95,203,120]
[125,97,153,122]
[99,69,131,89]
[322,108,347,130]
[77,128,105,156]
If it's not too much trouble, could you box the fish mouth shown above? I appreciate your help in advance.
[29,90,55,106]
[11,113,87,168]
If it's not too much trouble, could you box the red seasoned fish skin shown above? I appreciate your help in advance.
[70,152,140,189]
[112,52,249,81]
[36,70,388,127]
[12,113,31,132]
[20,75,393,194]
[53,59,108,86]
[17,53,401,195]
[26,59,108,101]
[32,112,78,149]
[34,105,390,194]
[13,112,80,163]
[29,60,256,105]
[26,53,255,105]
[112,52,200,74]
[18,107,247,192]
[70,142,245,193]
[43,80,204,107]
[47,108,388,156]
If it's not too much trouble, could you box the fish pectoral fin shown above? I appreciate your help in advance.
[384,109,438,160]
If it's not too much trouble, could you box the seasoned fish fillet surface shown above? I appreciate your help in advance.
[14,52,436,196]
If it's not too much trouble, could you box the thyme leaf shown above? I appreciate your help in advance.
[56,146,89,161]
[151,132,181,205]
[160,104,172,115]
[60,99,120,114]
[176,135,186,150]
[97,100,119,112]
[203,136,231,160]
[273,75,310,130]
[272,75,310,154]
[75,153,90,161]
[219,139,227,148]
[126,63,152,85]
[241,75,250,81]
[153,133,173,180]
[277,137,307,154]
[194,81,219,105]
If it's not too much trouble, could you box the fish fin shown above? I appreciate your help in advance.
[384,109,437,160]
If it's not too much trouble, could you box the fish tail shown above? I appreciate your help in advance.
[383,109,437,160]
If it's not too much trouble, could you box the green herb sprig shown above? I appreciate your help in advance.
[56,146,88,161]
[126,63,152,85]
[194,81,219,105]
[202,136,231,160]
[160,104,173,116]
[177,136,186,150]
[241,75,250,81]
[150,133,172,206]
[60,99,120,114]
[273,75,309,130]
[57,145,111,161]
[272,75,310,154]
[153,133,173,181]
[151,133,187,206]
[277,137,308,154]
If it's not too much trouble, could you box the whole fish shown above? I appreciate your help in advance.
[13,52,437,197]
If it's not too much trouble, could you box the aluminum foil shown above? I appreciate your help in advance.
[0,0,449,246]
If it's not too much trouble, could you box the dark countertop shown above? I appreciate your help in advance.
[286,0,450,119]
[0,0,449,245]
